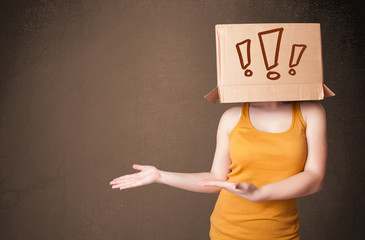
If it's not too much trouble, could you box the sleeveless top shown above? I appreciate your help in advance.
[210,101,307,240]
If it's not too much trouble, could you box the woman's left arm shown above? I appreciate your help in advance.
[199,101,328,202]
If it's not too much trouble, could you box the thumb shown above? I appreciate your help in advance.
[237,182,254,192]
[232,182,239,189]
[132,164,145,171]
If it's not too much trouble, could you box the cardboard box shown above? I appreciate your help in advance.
[204,23,335,103]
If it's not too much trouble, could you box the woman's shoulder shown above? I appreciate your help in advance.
[221,104,243,120]
[218,104,243,134]
[298,101,326,125]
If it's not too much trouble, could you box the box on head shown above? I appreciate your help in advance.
[204,23,335,103]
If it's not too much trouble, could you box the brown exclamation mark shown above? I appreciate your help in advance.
[258,28,284,80]
[289,44,307,76]
[236,39,253,77]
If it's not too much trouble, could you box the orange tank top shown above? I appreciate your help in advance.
[210,101,307,240]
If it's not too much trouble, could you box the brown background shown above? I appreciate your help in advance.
[0,0,364,239]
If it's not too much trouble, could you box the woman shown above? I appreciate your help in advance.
[110,100,327,239]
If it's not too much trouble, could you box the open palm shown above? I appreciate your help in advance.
[110,164,161,190]
[199,180,257,201]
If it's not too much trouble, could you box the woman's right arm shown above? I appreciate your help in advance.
[109,107,239,193]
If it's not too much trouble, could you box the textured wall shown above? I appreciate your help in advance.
[0,0,364,239]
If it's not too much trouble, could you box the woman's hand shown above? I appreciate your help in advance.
[110,164,161,190]
[198,180,259,202]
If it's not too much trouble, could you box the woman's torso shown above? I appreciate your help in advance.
[210,101,307,240]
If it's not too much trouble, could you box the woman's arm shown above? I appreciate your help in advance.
[200,101,328,202]
[110,164,221,193]
[255,101,327,201]
[110,107,240,193]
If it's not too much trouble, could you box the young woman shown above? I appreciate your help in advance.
[110,100,327,239]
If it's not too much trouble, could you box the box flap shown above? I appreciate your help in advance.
[323,84,335,98]
[204,86,219,103]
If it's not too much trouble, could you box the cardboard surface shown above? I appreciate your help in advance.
[205,23,335,103]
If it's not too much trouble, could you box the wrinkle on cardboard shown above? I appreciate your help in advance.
[205,23,335,103]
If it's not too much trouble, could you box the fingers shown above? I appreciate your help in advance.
[110,164,158,190]
[110,173,138,185]
[111,176,143,189]
[198,180,237,190]
[112,180,139,189]
[198,180,256,196]
[110,164,149,190]
[237,182,256,192]
[111,179,132,188]
[110,174,140,184]
[237,182,248,191]
[109,164,144,185]
[118,182,140,190]
[198,180,219,187]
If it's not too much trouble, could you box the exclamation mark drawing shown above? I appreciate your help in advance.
[236,39,253,77]
[258,28,284,80]
[289,44,307,76]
